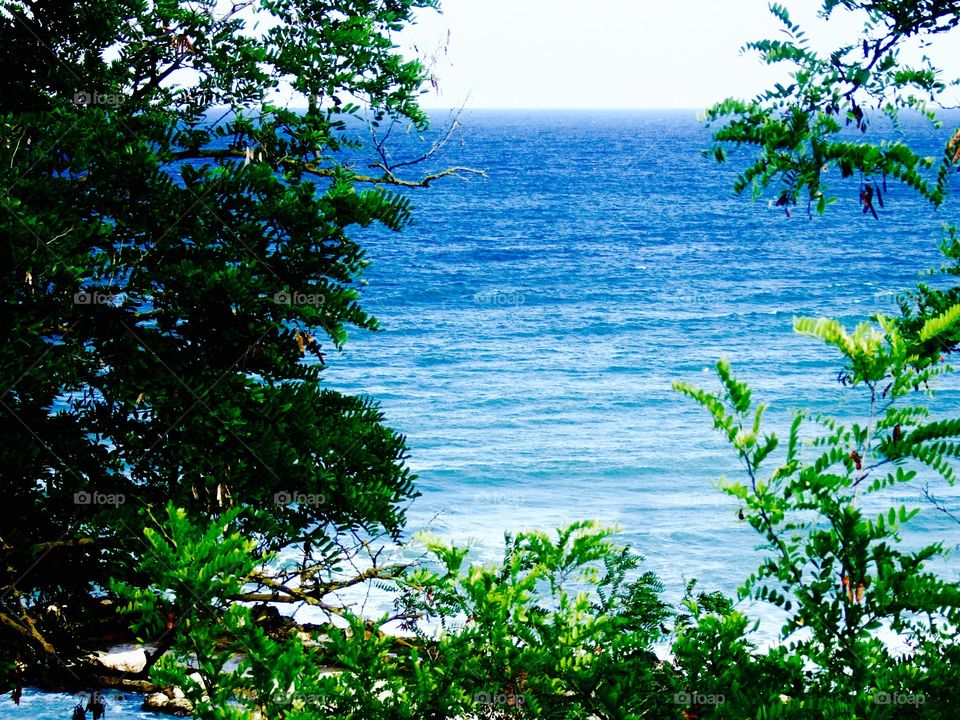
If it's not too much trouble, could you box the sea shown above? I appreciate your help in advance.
[5,109,960,717]
[327,109,960,601]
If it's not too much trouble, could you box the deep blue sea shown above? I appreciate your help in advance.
[5,110,960,718]
[321,109,960,628]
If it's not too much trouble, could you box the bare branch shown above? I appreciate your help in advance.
[167,148,486,188]
[0,607,55,655]
[921,482,960,525]
[369,102,468,175]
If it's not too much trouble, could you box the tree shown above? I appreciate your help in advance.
[677,347,960,717]
[703,0,960,492]
[114,509,675,720]
[671,1,960,716]
[704,0,960,217]
[0,0,477,689]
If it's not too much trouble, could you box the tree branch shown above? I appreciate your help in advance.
[0,608,56,655]
[167,149,487,188]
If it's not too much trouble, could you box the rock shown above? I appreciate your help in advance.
[167,697,195,715]
[143,692,194,716]
[143,692,168,707]
[95,648,147,674]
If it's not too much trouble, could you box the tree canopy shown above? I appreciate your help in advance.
[0,0,450,684]
[705,0,960,216]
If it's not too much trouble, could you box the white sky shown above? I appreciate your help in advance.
[397,0,957,109]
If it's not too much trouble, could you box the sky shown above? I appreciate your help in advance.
[396,0,952,110]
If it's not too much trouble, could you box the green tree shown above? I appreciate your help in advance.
[704,0,960,216]
[677,345,960,717]
[396,522,673,720]
[112,503,308,720]
[116,509,675,720]
[675,1,960,716]
[0,0,476,690]
[703,0,960,519]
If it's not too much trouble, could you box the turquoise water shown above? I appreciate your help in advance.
[0,690,148,718]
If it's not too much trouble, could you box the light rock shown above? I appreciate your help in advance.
[95,648,147,674]
[143,692,194,716]
[144,692,169,705]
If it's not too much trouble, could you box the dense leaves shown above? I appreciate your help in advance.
[704,1,960,216]
[0,0,436,685]
[674,307,960,716]
[122,510,679,720]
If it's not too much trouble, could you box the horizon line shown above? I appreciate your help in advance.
[421,106,705,112]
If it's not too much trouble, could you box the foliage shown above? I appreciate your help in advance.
[703,1,960,216]
[0,0,448,689]
[115,510,678,719]
[671,582,806,719]
[6,0,960,717]
[893,224,960,360]
[395,521,674,719]
[685,3,960,717]
[674,310,960,716]
[113,503,308,720]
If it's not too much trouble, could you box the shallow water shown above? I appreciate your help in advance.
[0,689,148,719]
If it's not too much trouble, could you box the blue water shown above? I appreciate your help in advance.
[0,690,149,719]
[6,110,960,717]
[320,110,960,625]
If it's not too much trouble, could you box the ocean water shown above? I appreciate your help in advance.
[5,110,960,717]
[320,110,960,625]
[0,690,150,720]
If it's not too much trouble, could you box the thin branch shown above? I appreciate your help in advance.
[369,103,466,175]
[921,482,960,525]
[167,148,486,187]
